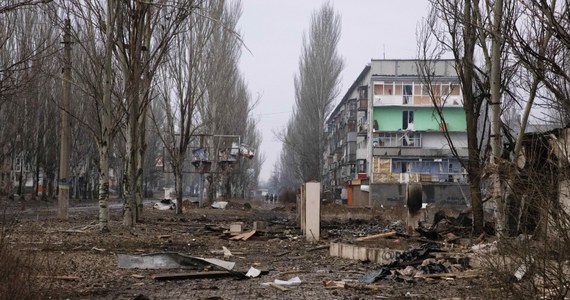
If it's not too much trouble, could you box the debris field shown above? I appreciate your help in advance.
[3,198,491,299]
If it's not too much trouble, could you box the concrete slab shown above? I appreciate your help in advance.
[330,242,403,265]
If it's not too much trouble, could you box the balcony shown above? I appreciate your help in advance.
[358,99,368,110]
[373,95,404,106]
[357,123,368,136]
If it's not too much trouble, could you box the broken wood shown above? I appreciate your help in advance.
[60,230,86,234]
[230,229,256,241]
[152,269,269,280]
[416,272,480,279]
[152,271,237,280]
[269,283,289,291]
[130,274,145,279]
[275,251,291,257]
[355,231,396,242]
[37,275,80,281]
[307,244,329,252]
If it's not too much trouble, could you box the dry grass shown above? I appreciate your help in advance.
[0,205,47,300]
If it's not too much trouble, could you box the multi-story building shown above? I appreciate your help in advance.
[369,59,469,206]
[323,65,371,206]
[324,59,469,208]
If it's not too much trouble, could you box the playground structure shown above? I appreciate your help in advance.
[188,134,255,207]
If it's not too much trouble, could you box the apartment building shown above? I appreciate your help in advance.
[323,65,371,207]
[369,59,469,207]
[324,59,469,208]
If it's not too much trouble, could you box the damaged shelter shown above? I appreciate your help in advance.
[503,125,570,237]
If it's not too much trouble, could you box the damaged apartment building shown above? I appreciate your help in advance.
[323,59,469,208]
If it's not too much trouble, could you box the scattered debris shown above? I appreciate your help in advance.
[117,253,235,271]
[322,280,385,291]
[153,199,175,210]
[307,244,329,252]
[322,280,346,289]
[268,283,289,291]
[471,241,498,254]
[275,251,290,257]
[273,276,302,286]
[230,222,244,234]
[229,229,256,241]
[36,275,80,281]
[355,231,397,242]
[513,263,528,281]
[211,201,228,209]
[152,271,240,281]
[245,266,261,278]
[91,247,106,252]
[222,246,233,259]
[253,221,267,231]
[130,274,145,279]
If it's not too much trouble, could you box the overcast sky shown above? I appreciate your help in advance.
[237,0,430,182]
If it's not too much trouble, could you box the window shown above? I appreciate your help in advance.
[14,157,22,172]
[357,159,366,173]
[403,84,413,104]
[358,86,368,99]
[402,111,414,130]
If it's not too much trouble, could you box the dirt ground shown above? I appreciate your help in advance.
[1,197,489,300]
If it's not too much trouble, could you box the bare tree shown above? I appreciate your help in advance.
[281,2,344,185]
[196,0,259,203]
[112,0,196,226]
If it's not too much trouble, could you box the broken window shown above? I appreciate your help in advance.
[403,84,412,104]
[402,111,414,130]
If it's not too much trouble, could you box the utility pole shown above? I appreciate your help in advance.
[58,18,72,220]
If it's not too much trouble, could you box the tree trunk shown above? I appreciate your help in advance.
[462,0,484,234]
[98,0,113,232]
[174,166,183,214]
[98,144,110,232]
[489,0,505,237]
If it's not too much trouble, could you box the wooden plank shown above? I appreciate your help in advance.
[152,269,270,280]
[307,244,329,252]
[417,272,480,279]
[229,229,256,241]
[355,231,396,242]
[240,229,257,241]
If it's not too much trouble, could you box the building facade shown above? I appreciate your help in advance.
[324,59,470,208]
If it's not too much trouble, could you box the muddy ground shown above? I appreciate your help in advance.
[1,197,489,299]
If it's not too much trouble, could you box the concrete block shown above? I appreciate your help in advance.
[230,222,243,234]
[329,242,403,264]
[253,221,267,231]
[305,182,321,242]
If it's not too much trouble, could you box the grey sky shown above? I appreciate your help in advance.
[238,0,430,182]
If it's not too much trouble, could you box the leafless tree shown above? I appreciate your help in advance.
[280,2,344,186]
[112,0,196,226]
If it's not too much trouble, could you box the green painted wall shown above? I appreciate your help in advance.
[373,107,466,131]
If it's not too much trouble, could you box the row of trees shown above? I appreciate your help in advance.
[0,0,261,231]
[271,3,344,196]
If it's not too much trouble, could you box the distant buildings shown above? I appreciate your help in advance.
[323,59,469,207]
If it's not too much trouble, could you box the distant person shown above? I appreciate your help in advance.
[265,193,269,202]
